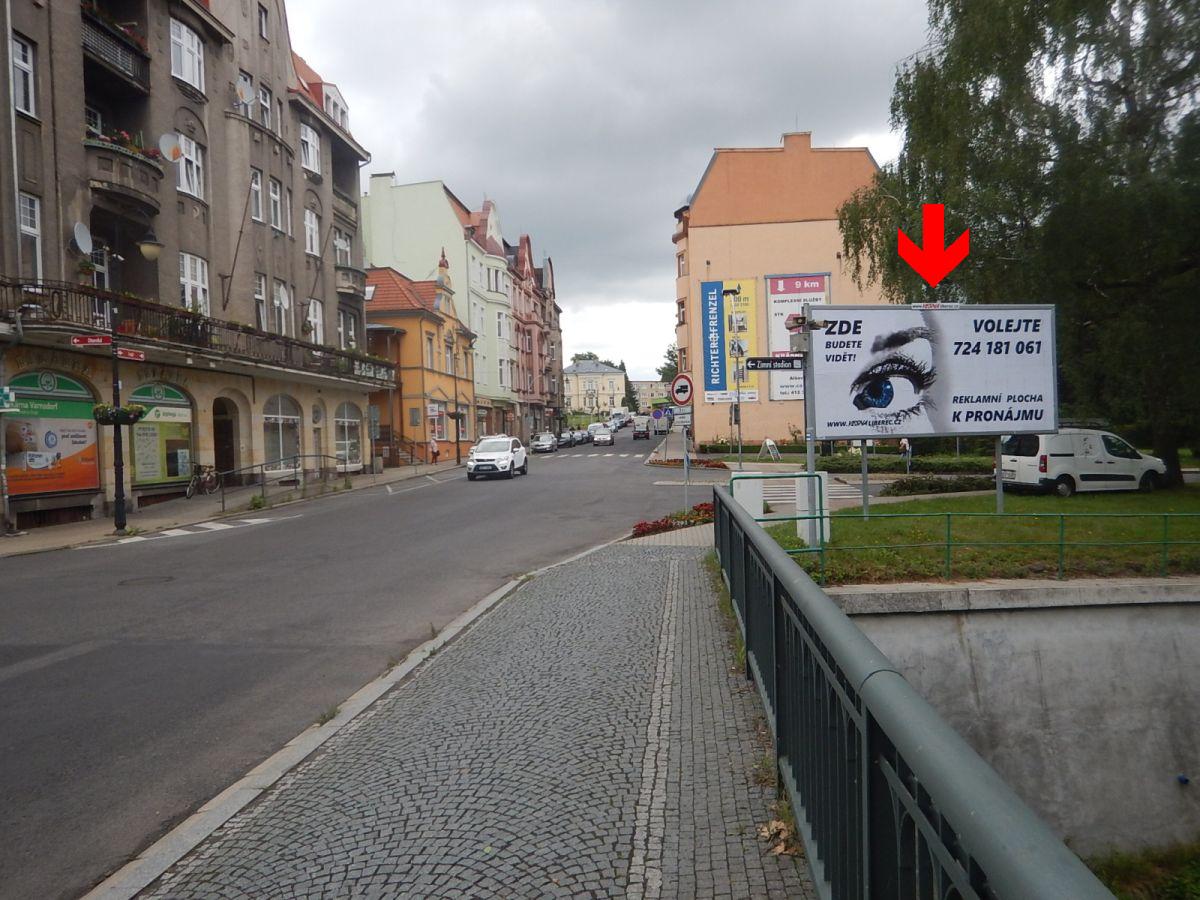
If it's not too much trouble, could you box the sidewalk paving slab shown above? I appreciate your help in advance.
[136,544,814,899]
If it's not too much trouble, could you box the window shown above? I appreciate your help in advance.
[299,124,321,173]
[11,35,35,116]
[444,344,452,374]
[304,209,320,256]
[335,403,362,466]
[85,104,102,135]
[169,19,204,92]
[676,298,686,326]
[425,335,435,369]
[337,308,357,349]
[284,189,293,235]
[263,395,301,471]
[1102,435,1141,460]
[268,178,282,229]
[18,193,41,280]
[91,246,109,290]
[325,93,349,130]
[258,86,272,130]
[678,347,688,372]
[254,274,267,329]
[257,4,269,39]
[676,254,687,277]
[305,299,324,343]
[235,71,253,115]
[249,169,263,221]
[177,135,204,198]
[498,359,506,388]
[333,227,352,266]
[178,252,209,315]
[272,280,291,335]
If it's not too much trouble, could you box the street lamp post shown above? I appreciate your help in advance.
[109,296,127,534]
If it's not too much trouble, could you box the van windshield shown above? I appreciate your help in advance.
[1001,434,1039,457]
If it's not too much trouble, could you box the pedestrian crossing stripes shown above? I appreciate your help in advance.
[761,481,862,503]
[543,452,645,461]
[77,515,299,549]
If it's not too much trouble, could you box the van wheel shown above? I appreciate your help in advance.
[1139,472,1158,493]
[1054,475,1076,498]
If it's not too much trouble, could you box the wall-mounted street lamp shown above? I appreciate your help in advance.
[136,228,164,262]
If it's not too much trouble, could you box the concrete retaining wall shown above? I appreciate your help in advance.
[827,578,1200,856]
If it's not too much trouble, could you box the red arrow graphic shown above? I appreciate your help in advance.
[897,203,969,287]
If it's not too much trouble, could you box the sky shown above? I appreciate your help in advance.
[285,0,930,380]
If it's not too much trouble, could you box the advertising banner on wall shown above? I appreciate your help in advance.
[767,273,828,401]
[129,384,193,485]
[810,305,1057,439]
[4,370,101,496]
[700,278,759,403]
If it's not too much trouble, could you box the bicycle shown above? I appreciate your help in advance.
[185,463,222,499]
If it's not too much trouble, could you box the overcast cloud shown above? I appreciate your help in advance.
[285,0,929,379]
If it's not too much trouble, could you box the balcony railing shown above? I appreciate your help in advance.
[0,280,394,387]
[84,138,163,213]
[335,264,366,297]
[332,187,359,226]
[81,10,150,91]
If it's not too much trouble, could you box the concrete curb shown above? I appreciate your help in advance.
[0,464,465,561]
[80,530,629,900]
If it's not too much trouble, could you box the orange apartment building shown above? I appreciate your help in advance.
[673,132,887,445]
[365,257,476,465]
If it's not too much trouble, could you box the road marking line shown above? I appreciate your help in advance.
[193,522,235,531]
[158,528,195,537]
[603,453,614,457]
[588,453,599,457]
[0,640,112,685]
[619,453,629,457]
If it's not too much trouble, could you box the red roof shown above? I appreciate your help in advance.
[366,267,444,315]
[291,52,325,107]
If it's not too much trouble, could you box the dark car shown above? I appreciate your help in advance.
[558,430,575,448]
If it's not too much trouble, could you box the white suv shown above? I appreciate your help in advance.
[468,436,528,480]
[1000,429,1166,496]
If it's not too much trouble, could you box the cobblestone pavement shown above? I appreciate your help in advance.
[144,545,813,898]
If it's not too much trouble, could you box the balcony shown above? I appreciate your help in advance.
[335,265,367,297]
[85,139,163,215]
[81,9,150,93]
[332,187,359,227]
[0,279,394,389]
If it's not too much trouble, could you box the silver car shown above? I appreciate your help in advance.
[593,426,614,447]
[531,432,558,453]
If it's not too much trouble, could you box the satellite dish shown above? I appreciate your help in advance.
[235,80,254,105]
[158,133,182,162]
[72,222,93,256]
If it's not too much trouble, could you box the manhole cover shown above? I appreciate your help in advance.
[117,575,175,587]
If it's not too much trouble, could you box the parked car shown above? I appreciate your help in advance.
[558,430,576,448]
[632,415,651,439]
[587,422,607,440]
[531,432,558,453]
[593,426,614,447]
[467,436,528,480]
[999,428,1166,496]
[573,428,589,444]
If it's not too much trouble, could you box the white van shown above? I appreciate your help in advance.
[1000,428,1166,496]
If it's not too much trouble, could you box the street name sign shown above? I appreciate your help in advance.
[71,335,112,347]
[669,373,694,406]
[744,356,804,371]
[116,347,146,362]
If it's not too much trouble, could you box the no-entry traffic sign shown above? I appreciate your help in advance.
[669,373,694,406]
[71,334,112,347]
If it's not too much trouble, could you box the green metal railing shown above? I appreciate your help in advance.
[779,511,1200,583]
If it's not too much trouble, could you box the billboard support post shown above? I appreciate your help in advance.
[995,435,1004,514]
[861,439,869,518]
[803,303,818,544]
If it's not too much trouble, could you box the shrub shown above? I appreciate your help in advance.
[632,502,715,536]
[879,475,995,496]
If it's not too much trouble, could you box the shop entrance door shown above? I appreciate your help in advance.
[213,398,238,476]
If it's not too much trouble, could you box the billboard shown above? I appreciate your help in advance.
[810,305,1057,439]
[767,273,828,400]
[700,278,758,403]
[5,371,100,496]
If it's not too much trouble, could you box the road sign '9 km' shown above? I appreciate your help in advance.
[669,373,694,406]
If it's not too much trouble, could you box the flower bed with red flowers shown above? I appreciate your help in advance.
[631,502,716,537]
[646,458,728,469]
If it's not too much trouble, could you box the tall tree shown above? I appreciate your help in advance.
[656,344,679,382]
[619,359,638,410]
[838,0,1200,483]
[570,351,599,363]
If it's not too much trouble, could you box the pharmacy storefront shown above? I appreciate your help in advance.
[128,383,194,489]
[4,371,100,499]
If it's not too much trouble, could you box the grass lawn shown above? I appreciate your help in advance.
[1090,841,1200,899]
[766,485,1200,584]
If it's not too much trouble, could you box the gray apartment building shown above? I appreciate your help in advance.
[0,0,389,528]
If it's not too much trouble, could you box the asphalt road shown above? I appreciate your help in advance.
[0,428,725,900]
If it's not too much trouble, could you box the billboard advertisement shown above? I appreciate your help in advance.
[767,273,828,400]
[700,278,758,403]
[5,371,100,496]
[129,383,193,485]
[810,305,1057,439]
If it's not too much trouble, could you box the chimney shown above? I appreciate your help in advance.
[782,132,812,152]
